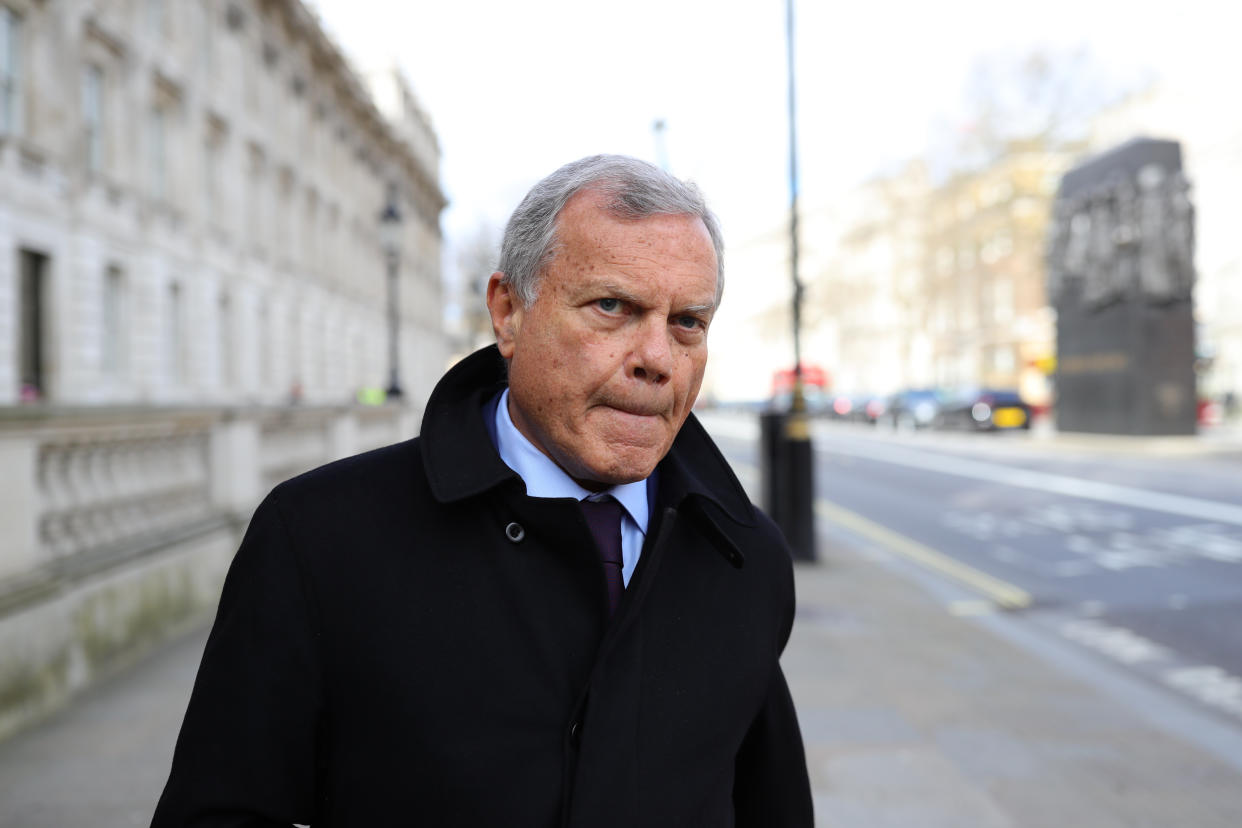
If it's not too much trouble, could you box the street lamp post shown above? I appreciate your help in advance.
[759,0,816,561]
[379,183,404,400]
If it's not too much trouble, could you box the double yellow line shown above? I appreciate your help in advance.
[814,499,1033,611]
[724,456,1031,611]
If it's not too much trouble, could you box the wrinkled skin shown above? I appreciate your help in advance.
[487,190,719,490]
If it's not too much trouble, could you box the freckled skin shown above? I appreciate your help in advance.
[486,190,718,490]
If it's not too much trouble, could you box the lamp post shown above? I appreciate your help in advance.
[759,0,815,561]
[783,0,814,561]
[379,183,404,400]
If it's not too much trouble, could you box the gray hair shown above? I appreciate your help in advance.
[497,154,724,307]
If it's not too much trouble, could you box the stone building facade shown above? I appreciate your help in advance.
[920,142,1080,407]
[0,0,445,741]
[0,0,447,409]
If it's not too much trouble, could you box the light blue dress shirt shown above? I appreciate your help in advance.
[493,388,648,586]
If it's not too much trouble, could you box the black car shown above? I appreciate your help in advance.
[934,388,1031,431]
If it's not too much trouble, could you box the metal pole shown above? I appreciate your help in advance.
[783,0,815,560]
[787,0,804,403]
[385,248,402,399]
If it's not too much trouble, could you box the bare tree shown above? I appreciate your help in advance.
[930,46,1136,176]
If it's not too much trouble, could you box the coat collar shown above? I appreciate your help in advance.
[420,345,757,528]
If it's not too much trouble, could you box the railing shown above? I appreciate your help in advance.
[37,420,215,564]
[0,402,416,740]
[2,403,414,590]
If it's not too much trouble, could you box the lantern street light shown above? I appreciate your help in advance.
[379,182,403,400]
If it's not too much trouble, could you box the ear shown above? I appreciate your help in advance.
[486,272,524,360]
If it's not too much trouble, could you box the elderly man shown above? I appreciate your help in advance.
[153,155,813,826]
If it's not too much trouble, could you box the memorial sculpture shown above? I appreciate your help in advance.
[1046,138,1197,435]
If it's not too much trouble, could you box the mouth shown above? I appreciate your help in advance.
[600,402,666,419]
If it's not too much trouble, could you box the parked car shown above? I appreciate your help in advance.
[882,389,941,431]
[852,394,888,425]
[934,388,1031,431]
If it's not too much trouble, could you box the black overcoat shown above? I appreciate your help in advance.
[152,346,813,827]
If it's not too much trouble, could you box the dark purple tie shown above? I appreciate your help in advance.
[580,497,625,616]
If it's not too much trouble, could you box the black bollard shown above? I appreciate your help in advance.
[759,408,816,561]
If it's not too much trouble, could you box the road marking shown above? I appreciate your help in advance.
[818,438,1242,526]
[949,599,996,617]
[815,499,1032,610]
[1165,666,1242,719]
[1059,618,1172,665]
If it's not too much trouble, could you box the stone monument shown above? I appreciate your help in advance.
[1046,138,1197,435]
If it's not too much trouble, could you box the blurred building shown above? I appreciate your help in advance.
[0,0,447,408]
[1090,80,1242,408]
[0,0,446,742]
[921,140,1080,406]
[707,143,1076,408]
[804,161,931,396]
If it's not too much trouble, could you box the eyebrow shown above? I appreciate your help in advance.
[678,303,716,317]
[596,283,716,316]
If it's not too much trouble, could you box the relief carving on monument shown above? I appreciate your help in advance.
[1047,163,1195,310]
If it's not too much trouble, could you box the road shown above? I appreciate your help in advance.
[701,412,1242,730]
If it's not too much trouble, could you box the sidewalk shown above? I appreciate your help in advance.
[789,526,1242,827]
[0,621,206,827]
[2,534,1241,826]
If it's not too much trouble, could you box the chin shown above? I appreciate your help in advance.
[598,451,664,486]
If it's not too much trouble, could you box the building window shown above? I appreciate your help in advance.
[992,345,1016,376]
[203,138,216,222]
[203,123,224,224]
[993,279,1014,324]
[258,301,271,388]
[82,64,104,172]
[18,249,48,401]
[958,243,976,269]
[981,231,1013,265]
[102,265,126,377]
[150,106,167,199]
[0,5,22,136]
[165,281,184,382]
[218,292,233,387]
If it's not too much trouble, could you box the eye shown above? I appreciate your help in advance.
[597,297,621,313]
[675,315,705,330]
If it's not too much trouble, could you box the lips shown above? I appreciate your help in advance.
[601,400,668,418]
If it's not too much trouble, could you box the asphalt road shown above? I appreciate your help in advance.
[701,412,1242,730]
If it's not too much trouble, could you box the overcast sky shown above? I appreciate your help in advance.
[305,0,1228,292]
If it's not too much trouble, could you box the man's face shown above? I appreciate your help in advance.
[487,190,718,489]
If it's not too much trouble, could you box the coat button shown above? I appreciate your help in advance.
[505,522,525,543]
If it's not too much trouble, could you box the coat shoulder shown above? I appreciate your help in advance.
[267,437,426,515]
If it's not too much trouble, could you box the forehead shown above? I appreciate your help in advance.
[545,191,719,301]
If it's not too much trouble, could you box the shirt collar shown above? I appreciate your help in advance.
[494,388,650,534]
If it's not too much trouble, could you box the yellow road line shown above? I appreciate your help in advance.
[814,499,1033,611]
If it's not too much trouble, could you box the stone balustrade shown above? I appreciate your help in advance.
[0,402,417,742]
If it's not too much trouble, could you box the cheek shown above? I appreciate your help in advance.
[679,348,708,390]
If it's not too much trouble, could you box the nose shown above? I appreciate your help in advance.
[628,317,673,386]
